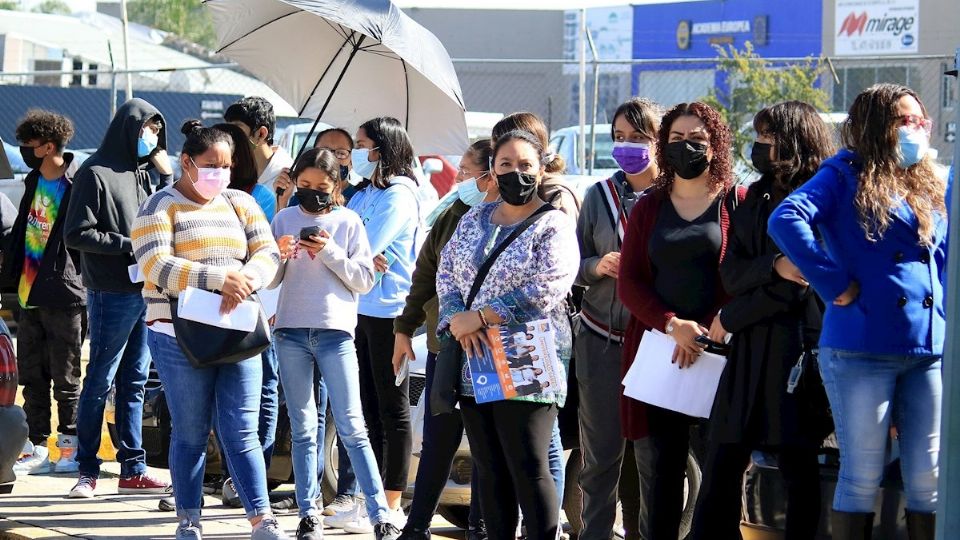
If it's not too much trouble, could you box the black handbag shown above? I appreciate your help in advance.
[430,204,554,416]
[166,194,272,368]
[169,293,271,369]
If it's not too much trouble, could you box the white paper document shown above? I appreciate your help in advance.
[621,330,727,419]
[128,263,145,284]
[258,285,281,320]
[176,287,260,332]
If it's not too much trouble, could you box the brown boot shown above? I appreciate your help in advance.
[905,511,935,540]
[830,511,874,540]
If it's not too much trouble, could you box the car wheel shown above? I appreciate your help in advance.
[678,450,702,539]
[438,504,471,530]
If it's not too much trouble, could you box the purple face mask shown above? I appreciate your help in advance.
[611,141,652,175]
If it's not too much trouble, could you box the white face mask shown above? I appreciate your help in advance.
[351,148,378,179]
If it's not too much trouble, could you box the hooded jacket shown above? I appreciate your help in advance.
[63,99,171,293]
[0,154,85,307]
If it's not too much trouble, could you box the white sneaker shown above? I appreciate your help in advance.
[53,434,79,474]
[325,500,366,531]
[13,443,50,475]
[387,508,406,529]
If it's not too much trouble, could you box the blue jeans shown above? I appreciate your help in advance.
[549,420,564,503]
[148,331,270,518]
[818,348,941,513]
[315,371,358,497]
[76,290,150,478]
[218,344,279,479]
[276,328,389,521]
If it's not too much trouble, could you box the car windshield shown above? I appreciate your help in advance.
[583,138,617,170]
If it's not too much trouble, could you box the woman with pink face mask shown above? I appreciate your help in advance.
[131,121,287,540]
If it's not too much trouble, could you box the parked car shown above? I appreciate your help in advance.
[0,317,24,494]
[742,439,908,539]
[549,124,619,179]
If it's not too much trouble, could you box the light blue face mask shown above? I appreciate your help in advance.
[897,126,929,169]
[457,175,488,207]
[351,147,378,179]
[137,130,158,158]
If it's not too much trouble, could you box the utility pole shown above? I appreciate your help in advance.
[120,0,133,101]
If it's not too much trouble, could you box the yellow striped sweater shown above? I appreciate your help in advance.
[131,186,280,323]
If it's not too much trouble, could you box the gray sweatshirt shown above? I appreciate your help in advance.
[270,206,374,335]
[576,173,644,339]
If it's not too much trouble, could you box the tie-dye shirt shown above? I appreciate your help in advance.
[18,176,67,308]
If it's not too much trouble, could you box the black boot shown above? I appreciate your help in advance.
[397,526,431,540]
[905,511,935,540]
[831,511,874,540]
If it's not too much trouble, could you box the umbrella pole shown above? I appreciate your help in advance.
[295,34,368,161]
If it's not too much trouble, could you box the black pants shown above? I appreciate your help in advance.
[691,443,821,540]
[17,305,87,445]
[460,397,559,540]
[645,405,697,540]
[406,352,481,531]
[356,314,411,491]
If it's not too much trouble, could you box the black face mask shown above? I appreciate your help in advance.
[340,165,350,182]
[751,142,774,175]
[19,145,44,170]
[664,140,710,180]
[497,170,538,206]
[298,187,332,214]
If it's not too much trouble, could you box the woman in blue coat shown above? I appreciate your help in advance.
[768,83,945,540]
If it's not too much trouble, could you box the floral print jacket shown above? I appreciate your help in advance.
[436,202,580,406]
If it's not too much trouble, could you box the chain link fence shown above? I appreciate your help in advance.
[0,54,956,162]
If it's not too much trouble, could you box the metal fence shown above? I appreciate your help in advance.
[0,54,956,163]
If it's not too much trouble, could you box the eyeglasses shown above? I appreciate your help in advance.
[897,115,933,134]
[457,167,489,178]
[318,147,351,160]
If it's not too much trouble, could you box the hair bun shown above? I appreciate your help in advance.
[180,119,204,136]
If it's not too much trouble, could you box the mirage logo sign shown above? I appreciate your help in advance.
[835,0,918,56]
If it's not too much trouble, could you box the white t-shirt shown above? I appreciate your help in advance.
[258,146,294,187]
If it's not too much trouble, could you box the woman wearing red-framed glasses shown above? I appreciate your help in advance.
[769,83,945,540]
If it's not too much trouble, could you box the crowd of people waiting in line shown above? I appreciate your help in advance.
[6,81,950,540]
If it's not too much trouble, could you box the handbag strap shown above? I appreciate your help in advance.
[465,204,554,310]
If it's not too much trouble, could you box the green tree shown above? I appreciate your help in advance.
[128,0,217,49]
[702,42,831,169]
[33,0,71,14]
[0,1,20,10]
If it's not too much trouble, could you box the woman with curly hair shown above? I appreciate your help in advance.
[690,101,837,540]
[769,84,944,540]
[616,102,745,540]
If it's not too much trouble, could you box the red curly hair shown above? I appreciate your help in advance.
[654,102,733,191]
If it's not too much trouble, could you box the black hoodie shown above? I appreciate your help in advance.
[63,98,172,293]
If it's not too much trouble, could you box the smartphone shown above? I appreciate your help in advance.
[395,354,410,386]
[299,226,322,241]
[695,335,731,356]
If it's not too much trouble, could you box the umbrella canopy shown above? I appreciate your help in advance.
[204,0,468,155]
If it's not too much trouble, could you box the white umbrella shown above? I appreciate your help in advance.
[204,0,468,155]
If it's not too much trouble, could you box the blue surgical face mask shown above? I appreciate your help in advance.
[137,129,159,158]
[897,126,929,169]
[351,147,378,179]
[457,175,488,207]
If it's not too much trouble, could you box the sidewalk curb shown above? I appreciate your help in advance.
[0,518,80,539]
